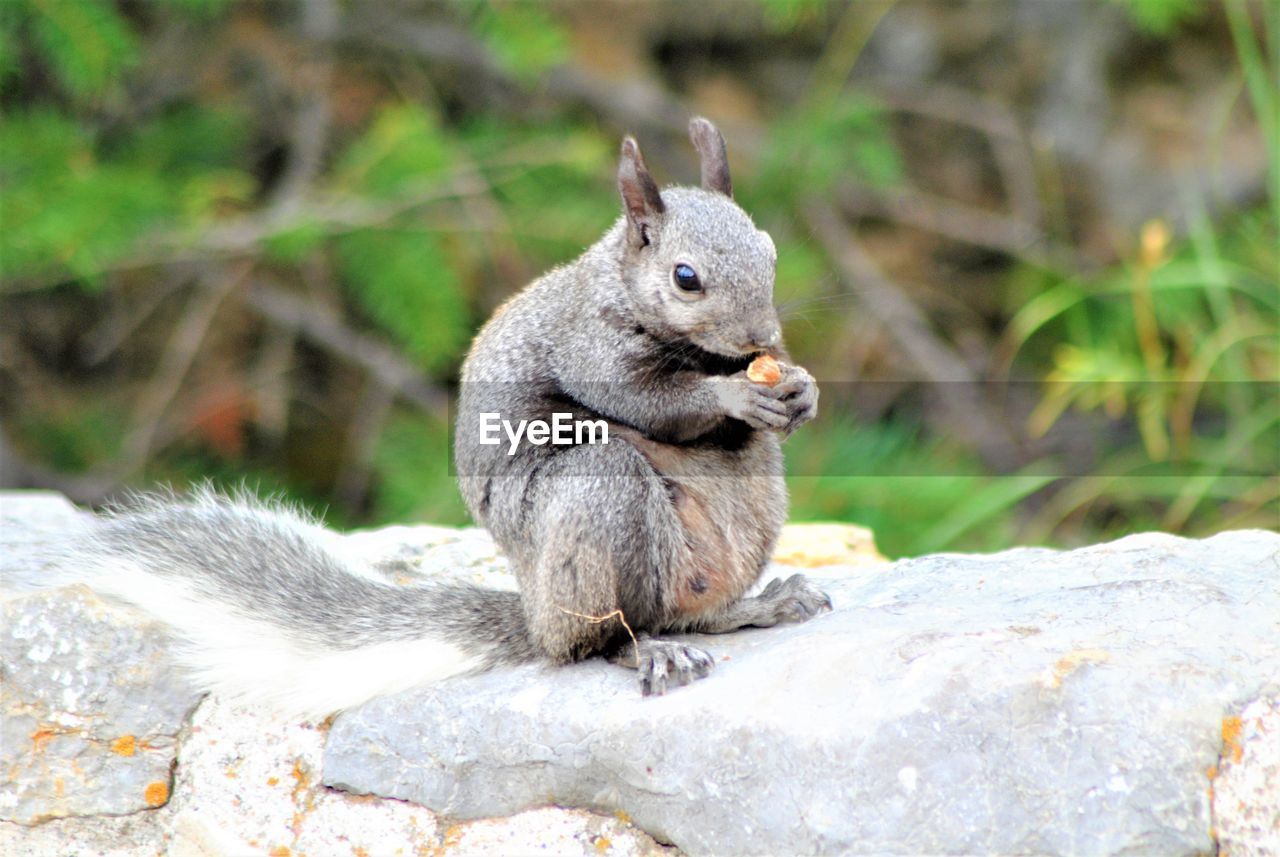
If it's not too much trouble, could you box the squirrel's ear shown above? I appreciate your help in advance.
[688,116,733,198]
[618,136,666,248]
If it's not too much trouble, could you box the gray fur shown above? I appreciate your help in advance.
[456,118,826,692]
[81,488,537,667]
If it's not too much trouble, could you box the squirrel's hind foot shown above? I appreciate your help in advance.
[612,635,716,696]
[752,573,833,626]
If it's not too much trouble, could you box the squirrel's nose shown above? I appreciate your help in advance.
[747,326,781,349]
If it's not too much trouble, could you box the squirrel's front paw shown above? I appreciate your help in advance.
[633,638,716,696]
[712,375,791,431]
[772,364,818,433]
[751,573,833,627]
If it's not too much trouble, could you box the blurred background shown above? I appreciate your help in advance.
[0,0,1275,558]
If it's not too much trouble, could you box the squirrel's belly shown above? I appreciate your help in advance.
[613,427,785,620]
[668,472,785,618]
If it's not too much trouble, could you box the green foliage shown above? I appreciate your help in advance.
[165,0,230,20]
[13,398,128,473]
[0,100,255,285]
[461,117,615,231]
[756,0,829,31]
[1003,203,1278,535]
[756,97,903,203]
[1224,0,1280,230]
[465,1,570,81]
[262,219,330,266]
[372,414,469,526]
[1108,0,1205,35]
[335,103,456,197]
[773,238,829,305]
[335,229,471,375]
[0,110,174,285]
[784,416,1056,556]
[116,105,249,179]
[16,0,138,101]
[0,7,21,89]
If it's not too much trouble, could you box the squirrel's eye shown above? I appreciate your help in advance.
[673,264,702,292]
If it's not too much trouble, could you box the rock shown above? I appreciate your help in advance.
[0,695,673,857]
[160,697,670,857]
[1212,694,1280,857]
[324,529,1280,856]
[0,587,204,825]
[3,490,1276,855]
[772,522,886,568]
[0,491,92,591]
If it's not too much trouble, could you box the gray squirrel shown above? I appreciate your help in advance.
[4,118,828,718]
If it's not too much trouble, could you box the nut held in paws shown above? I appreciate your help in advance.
[747,354,782,386]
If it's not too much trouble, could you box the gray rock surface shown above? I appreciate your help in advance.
[0,692,673,857]
[0,587,203,824]
[2,490,1274,855]
[324,530,1280,856]
[1212,693,1280,857]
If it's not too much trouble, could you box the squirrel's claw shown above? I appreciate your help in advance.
[752,573,833,626]
[635,638,716,696]
[776,364,818,434]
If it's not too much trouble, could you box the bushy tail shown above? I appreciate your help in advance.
[11,488,536,718]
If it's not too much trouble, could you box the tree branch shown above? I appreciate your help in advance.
[803,201,1024,471]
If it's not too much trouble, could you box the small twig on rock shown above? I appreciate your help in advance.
[556,607,640,668]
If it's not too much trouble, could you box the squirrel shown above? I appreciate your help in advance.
[2,118,829,718]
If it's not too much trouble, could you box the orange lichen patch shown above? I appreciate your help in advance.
[30,727,58,751]
[269,847,292,857]
[1207,765,1218,780]
[772,522,886,568]
[110,735,138,756]
[422,824,465,857]
[267,776,280,787]
[143,781,169,807]
[594,836,613,853]
[613,809,631,825]
[353,847,370,857]
[290,757,311,806]
[1221,716,1244,763]
[287,757,318,840]
[1049,649,1111,688]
